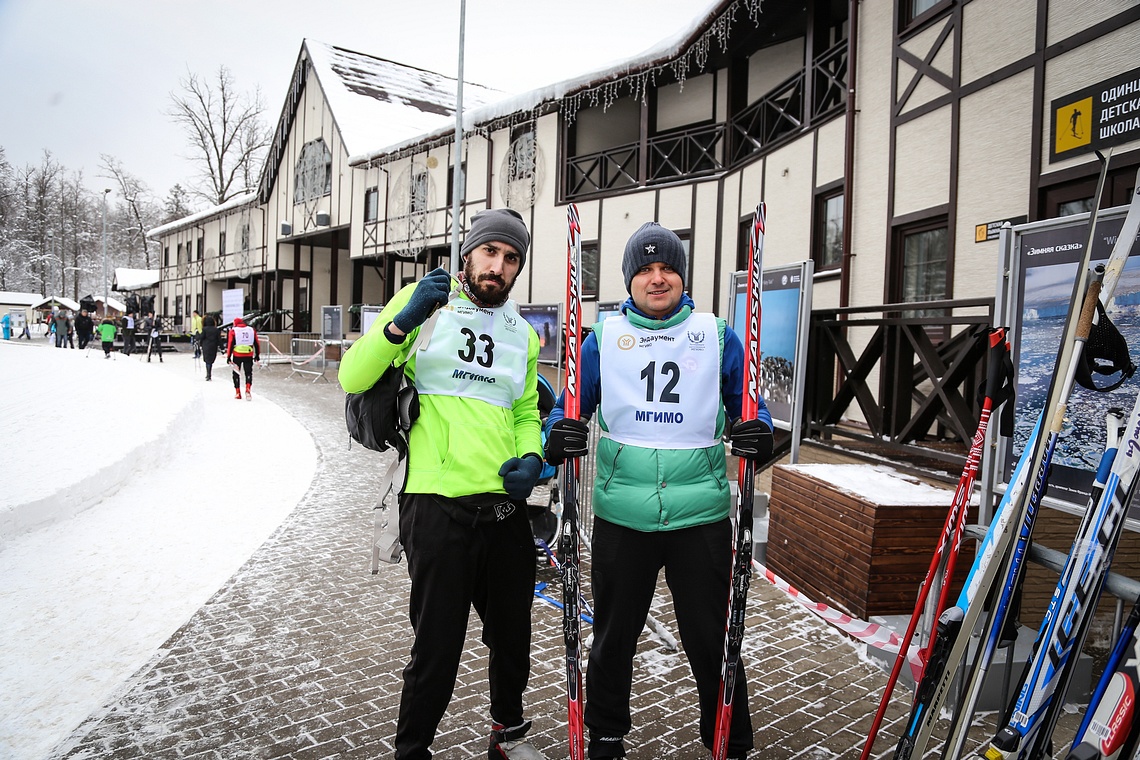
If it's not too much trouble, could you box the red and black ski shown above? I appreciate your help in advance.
[560,203,586,760]
[712,202,765,760]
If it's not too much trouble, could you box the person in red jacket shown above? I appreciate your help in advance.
[226,317,260,400]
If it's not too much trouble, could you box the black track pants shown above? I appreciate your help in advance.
[584,516,753,756]
[393,493,536,760]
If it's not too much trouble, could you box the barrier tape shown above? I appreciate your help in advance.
[756,562,923,681]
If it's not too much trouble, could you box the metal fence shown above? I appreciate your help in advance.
[289,337,331,383]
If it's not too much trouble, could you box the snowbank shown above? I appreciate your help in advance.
[0,341,201,542]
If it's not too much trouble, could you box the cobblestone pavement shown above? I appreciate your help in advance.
[50,367,1084,760]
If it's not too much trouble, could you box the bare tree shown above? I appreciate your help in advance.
[100,154,160,269]
[169,66,271,207]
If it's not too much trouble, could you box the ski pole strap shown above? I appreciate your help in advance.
[978,327,1016,437]
[1076,299,1137,392]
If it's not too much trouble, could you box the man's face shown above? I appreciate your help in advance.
[629,261,684,318]
[464,241,522,304]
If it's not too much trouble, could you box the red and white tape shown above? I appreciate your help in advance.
[757,562,923,681]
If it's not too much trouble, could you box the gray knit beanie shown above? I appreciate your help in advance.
[622,222,687,292]
[460,209,531,270]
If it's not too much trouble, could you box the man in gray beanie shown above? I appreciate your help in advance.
[543,220,772,759]
[340,206,546,760]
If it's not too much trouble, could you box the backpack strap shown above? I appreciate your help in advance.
[370,309,442,572]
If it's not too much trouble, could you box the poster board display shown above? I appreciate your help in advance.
[517,303,561,365]
[221,288,244,327]
[727,261,814,460]
[361,305,383,335]
[321,305,343,342]
[997,204,1140,521]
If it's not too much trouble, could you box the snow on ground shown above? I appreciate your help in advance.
[0,340,317,760]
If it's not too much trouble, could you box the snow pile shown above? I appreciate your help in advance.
[0,342,317,760]
[0,341,201,541]
[784,463,954,506]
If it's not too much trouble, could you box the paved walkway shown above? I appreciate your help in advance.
[48,364,1084,759]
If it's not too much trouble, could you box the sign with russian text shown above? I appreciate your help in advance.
[1050,65,1140,162]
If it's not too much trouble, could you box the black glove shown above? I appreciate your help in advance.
[499,455,544,501]
[392,267,451,333]
[729,418,773,462]
[544,418,590,465]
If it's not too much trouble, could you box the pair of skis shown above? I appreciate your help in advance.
[558,203,766,760]
[1067,593,1140,759]
[893,151,1126,756]
[892,155,1140,760]
[980,170,1140,760]
[859,326,1015,760]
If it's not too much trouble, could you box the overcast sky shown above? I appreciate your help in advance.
[0,0,712,203]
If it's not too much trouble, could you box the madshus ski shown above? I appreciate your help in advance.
[560,203,586,760]
[859,328,1014,760]
[982,171,1140,760]
[892,150,1117,760]
[1067,593,1140,760]
[711,202,765,760]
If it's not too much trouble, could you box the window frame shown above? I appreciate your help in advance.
[888,213,951,308]
[364,186,379,223]
[813,183,845,273]
[581,240,599,301]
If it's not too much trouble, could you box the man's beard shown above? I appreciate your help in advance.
[463,259,516,306]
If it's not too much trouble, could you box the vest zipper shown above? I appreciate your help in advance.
[602,444,625,492]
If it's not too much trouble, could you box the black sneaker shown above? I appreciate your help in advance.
[587,736,626,759]
[488,720,544,759]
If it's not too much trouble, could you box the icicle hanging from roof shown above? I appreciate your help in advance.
[560,0,763,123]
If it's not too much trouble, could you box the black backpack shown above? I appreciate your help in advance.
[344,362,419,455]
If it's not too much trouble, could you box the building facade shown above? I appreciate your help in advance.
[149,0,1140,337]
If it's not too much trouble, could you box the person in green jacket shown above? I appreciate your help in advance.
[544,222,774,760]
[340,209,545,760]
[96,318,117,358]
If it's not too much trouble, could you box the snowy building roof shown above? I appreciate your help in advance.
[350,0,728,164]
[95,295,127,312]
[0,291,44,306]
[305,40,501,159]
[113,268,161,291]
[33,296,81,311]
[147,193,257,239]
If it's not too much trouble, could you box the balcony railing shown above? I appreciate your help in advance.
[564,41,848,200]
[805,298,996,470]
[647,123,727,183]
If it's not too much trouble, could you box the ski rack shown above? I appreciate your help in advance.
[962,523,1140,643]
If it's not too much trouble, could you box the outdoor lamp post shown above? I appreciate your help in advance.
[101,189,111,317]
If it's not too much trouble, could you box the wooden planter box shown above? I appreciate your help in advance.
[766,464,972,620]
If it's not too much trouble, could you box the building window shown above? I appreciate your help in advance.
[1040,165,1137,219]
[677,233,692,291]
[219,231,227,257]
[892,218,949,317]
[814,189,844,271]
[196,237,204,260]
[164,246,170,267]
[294,138,332,204]
[447,162,465,204]
[581,241,599,300]
[901,0,949,28]
[365,187,379,222]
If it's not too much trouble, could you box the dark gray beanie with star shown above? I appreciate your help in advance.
[622,222,687,292]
